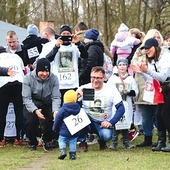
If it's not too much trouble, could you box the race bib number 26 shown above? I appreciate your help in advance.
[64,109,91,135]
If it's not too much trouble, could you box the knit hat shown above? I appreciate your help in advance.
[60,25,72,34]
[0,46,6,53]
[27,24,39,35]
[141,38,158,49]
[84,29,99,40]
[118,23,129,32]
[36,58,51,74]
[63,90,77,103]
[116,58,128,66]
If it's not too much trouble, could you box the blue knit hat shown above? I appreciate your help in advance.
[27,24,39,35]
[118,23,129,32]
[84,29,99,40]
[116,58,129,66]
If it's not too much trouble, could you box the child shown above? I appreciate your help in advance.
[107,58,138,149]
[52,90,80,160]
[110,23,141,75]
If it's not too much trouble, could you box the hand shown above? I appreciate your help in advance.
[76,87,83,99]
[56,37,63,47]
[130,64,141,73]
[100,121,112,128]
[72,34,79,43]
[139,61,148,73]
[7,67,16,77]
[53,110,58,121]
[35,109,45,119]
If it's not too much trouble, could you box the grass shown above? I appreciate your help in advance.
[0,131,170,170]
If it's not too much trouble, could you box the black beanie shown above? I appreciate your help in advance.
[36,58,51,74]
[60,25,72,34]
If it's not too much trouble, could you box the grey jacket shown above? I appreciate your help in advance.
[22,69,61,113]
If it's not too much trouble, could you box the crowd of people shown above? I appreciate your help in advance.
[1,21,170,161]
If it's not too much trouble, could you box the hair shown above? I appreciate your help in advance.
[43,27,55,35]
[6,30,17,38]
[74,22,88,31]
[146,46,161,63]
[163,34,170,41]
[129,28,145,42]
[141,29,164,47]
[94,99,101,104]
[91,66,105,75]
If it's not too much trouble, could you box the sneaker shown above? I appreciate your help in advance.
[13,139,20,146]
[43,141,53,152]
[69,152,76,160]
[28,145,36,151]
[98,139,107,150]
[123,141,135,149]
[37,141,43,147]
[0,140,6,147]
[129,130,139,142]
[79,142,88,152]
[109,141,118,150]
[51,139,58,148]
[58,149,67,160]
[86,134,98,145]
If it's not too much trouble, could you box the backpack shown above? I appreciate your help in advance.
[103,53,113,80]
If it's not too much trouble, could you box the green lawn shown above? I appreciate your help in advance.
[0,132,170,170]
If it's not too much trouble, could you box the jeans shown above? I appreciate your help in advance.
[58,135,78,152]
[78,117,113,142]
[138,105,157,136]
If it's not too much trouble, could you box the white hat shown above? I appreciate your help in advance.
[118,23,129,32]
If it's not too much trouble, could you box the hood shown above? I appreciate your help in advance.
[62,103,81,115]
[115,32,129,42]
[85,40,104,52]
[22,35,38,48]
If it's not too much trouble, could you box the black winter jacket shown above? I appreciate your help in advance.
[79,40,104,85]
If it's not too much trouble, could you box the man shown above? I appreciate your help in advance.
[6,30,29,68]
[45,24,88,105]
[76,66,125,151]
[0,46,25,147]
[22,58,61,151]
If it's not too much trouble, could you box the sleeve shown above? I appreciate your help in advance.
[46,46,60,62]
[109,101,125,125]
[0,66,8,76]
[76,41,88,59]
[22,75,38,113]
[52,109,63,131]
[51,75,61,112]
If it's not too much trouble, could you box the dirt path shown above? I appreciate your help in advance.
[16,152,52,170]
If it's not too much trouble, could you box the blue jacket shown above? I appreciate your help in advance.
[52,103,81,137]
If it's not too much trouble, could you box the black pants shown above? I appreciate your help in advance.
[157,91,170,132]
[0,83,23,141]
[25,104,53,146]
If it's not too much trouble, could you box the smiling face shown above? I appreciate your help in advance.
[145,46,156,58]
[37,71,50,80]
[90,70,105,90]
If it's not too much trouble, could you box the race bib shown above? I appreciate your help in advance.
[58,72,76,84]
[27,47,39,58]
[64,108,91,135]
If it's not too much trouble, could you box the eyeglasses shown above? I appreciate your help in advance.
[90,76,104,80]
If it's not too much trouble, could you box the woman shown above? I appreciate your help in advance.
[131,38,170,152]
[131,29,164,147]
